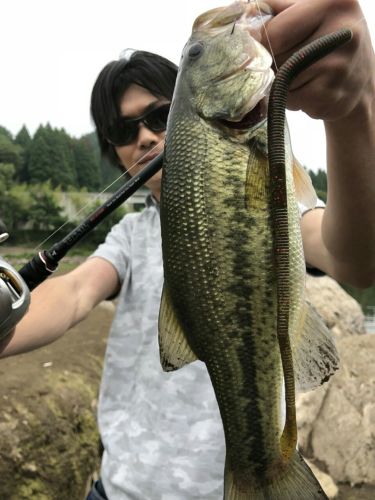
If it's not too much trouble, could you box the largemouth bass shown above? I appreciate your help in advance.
[159,2,339,498]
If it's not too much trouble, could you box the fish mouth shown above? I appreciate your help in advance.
[217,97,268,130]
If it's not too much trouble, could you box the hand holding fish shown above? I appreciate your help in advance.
[261,0,374,121]
[261,0,375,286]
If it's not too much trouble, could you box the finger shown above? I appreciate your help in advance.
[261,0,296,15]
[285,53,356,119]
[261,0,327,56]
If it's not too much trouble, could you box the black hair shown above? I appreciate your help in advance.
[90,50,178,167]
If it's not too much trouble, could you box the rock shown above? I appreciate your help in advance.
[306,459,339,499]
[305,275,366,338]
[0,302,114,500]
[297,334,375,486]
[298,276,373,488]
[297,383,328,455]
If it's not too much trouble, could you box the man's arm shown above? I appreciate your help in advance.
[0,257,119,358]
[263,0,375,287]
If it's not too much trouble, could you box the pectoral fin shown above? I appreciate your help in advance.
[291,301,339,392]
[158,285,198,372]
[293,158,317,210]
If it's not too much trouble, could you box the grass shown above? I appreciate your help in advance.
[2,246,91,275]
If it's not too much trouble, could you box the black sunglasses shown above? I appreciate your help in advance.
[106,103,170,146]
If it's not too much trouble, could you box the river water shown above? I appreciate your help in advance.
[364,306,375,333]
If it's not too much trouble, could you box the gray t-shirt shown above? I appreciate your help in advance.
[93,195,324,500]
[93,196,225,500]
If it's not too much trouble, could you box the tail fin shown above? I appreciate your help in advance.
[224,451,328,499]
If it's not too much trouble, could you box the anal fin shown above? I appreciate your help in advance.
[292,301,339,392]
[158,285,198,372]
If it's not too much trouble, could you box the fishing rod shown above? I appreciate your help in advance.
[0,153,163,339]
[0,27,353,340]
[17,152,164,290]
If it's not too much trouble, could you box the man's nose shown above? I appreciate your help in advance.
[137,122,159,147]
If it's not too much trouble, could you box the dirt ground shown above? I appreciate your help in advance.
[0,292,114,498]
[0,249,374,499]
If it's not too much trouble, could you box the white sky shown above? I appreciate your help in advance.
[0,0,374,173]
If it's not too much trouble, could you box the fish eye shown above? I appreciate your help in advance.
[188,42,204,59]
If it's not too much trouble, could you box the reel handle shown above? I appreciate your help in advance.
[0,256,30,340]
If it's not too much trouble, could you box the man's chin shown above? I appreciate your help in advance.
[145,173,162,197]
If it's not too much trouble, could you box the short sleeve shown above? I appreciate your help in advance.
[298,198,326,276]
[90,213,138,284]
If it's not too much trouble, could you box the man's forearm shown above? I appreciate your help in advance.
[323,93,375,286]
[0,274,82,358]
[0,257,119,359]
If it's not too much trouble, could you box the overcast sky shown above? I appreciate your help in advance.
[1,0,374,173]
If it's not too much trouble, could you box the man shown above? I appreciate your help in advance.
[1,1,374,498]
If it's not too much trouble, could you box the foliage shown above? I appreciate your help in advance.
[28,125,77,188]
[72,137,101,190]
[0,182,31,232]
[315,189,327,203]
[0,162,16,189]
[0,133,22,171]
[28,183,66,230]
[15,125,32,148]
[0,123,140,253]
[0,124,122,192]
[0,126,13,140]
[308,169,327,196]
[342,283,375,311]
[84,132,122,191]
[14,125,32,182]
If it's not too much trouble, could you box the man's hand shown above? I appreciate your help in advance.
[261,0,375,286]
[261,0,374,121]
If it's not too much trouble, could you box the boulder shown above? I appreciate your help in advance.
[311,333,375,485]
[306,460,339,499]
[305,275,366,338]
[0,302,114,500]
[298,276,374,496]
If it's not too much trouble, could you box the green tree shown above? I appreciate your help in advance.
[15,125,32,182]
[308,169,327,202]
[0,134,21,170]
[0,126,13,140]
[84,132,121,191]
[0,181,31,232]
[54,128,77,188]
[15,125,31,148]
[0,162,16,189]
[308,169,327,193]
[72,137,101,191]
[28,182,66,230]
[28,125,77,189]
[28,130,52,184]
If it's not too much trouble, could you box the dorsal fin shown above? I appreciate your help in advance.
[293,158,317,209]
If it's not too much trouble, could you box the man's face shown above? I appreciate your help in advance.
[114,84,168,200]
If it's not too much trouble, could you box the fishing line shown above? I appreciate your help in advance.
[32,140,164,251]
[253,0,279,71]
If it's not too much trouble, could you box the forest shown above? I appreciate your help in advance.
[0,124,123,243]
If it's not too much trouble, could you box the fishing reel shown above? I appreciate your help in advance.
[0,231,30,340]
